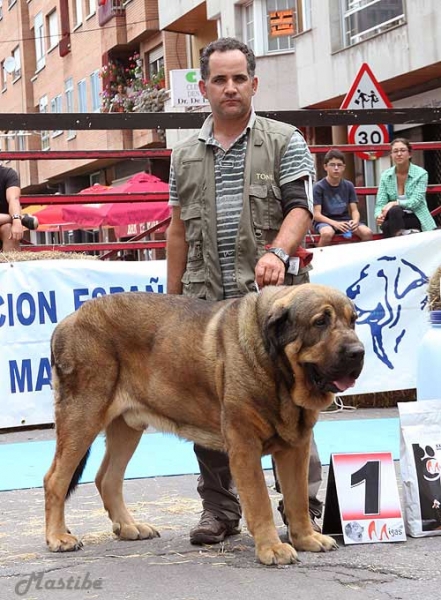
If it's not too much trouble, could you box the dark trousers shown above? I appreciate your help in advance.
[194,435,323,522]
[381,206,421,238]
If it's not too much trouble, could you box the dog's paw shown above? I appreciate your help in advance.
[256,542,299,566]
[113,521,160,541]
[47,532,83,552]
[292,531,338,553]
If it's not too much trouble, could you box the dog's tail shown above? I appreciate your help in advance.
[66,447,91,499]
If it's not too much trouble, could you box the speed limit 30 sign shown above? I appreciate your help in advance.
[348,124,389,160]
[341,63,392,161]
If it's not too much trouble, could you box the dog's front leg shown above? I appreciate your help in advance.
[273,434,338,552]
[226,431,298,566]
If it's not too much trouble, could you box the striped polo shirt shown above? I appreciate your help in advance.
[169,112,314,299]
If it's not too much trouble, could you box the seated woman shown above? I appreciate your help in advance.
[375,138,436,237]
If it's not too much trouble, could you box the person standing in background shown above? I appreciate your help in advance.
[166,37,323,546]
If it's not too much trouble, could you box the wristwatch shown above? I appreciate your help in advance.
[11,214,21,220]
[266,247,290,269]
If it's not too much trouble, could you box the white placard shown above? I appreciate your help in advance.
[170,69,209,107]
[323,452,406,545]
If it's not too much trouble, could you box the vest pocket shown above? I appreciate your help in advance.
[182,268,206,299]
[249,184,283,229]
[249,184,283,251]
[181,203,203,242]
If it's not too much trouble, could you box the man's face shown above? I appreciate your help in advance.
[324,159,346,183]
[199,50,258,121]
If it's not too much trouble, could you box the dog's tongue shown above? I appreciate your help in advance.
[332,376,357,392]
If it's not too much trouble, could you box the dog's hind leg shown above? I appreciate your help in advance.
[96,415,160,541]
[44,418,102,552]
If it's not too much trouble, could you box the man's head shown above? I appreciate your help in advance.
[323,149,346,183]
[199,38,258,123]
[200,38,256,82]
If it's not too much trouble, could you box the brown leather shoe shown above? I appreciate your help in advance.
[189,510,241,545]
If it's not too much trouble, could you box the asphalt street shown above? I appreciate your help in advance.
[1,407,440,600]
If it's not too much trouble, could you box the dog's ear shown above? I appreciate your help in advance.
[264,302,299,360]
[264,302,299,390]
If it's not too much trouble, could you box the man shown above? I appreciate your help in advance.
[0,164,38,250]
[166,37,322,545]
[313,149,373,247]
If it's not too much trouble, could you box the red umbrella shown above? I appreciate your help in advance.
[62,173,170,227]
[109,172,169,194]
[78,183,111,195]
[24,204,81,230]
[62,202,170,227]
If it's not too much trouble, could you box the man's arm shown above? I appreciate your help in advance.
[166,206,188,294]
[6,185,23,241]
[255,206,311,288]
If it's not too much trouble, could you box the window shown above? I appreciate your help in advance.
[34,12,45,71]
[1,61,6,90]
[243,0,310,55]
[47,10,59,50]
[51,95,63,136]
[341,0,405,47]
[12,47,21,78]
[17,131,27,151]
[73,0,83,27]
[85,0,96,16]
[90,70,100,112]
[0,0,3,20]
[77,79,87,112]
[148,45,164,79]
[65,77,76,138]
[243,2,255,51]
[39,96,50,150]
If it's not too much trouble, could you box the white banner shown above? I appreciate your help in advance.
[0,260,166,428]
[309,230,441,395]
[1,230,440,428]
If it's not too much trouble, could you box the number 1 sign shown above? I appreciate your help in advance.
[322,452,406,545]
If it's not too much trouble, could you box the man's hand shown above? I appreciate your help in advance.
[349,220,359,230]
[255,252,286,288]
[10,219,23,241]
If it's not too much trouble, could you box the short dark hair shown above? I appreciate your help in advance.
[200,37,256,81]
[323,149,346,165]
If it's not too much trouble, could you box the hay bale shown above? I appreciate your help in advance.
[0,251,97,263]
[427,265,441,311]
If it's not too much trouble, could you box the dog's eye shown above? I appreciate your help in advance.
[313,316,328,328]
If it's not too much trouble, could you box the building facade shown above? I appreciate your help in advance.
[0,0,440,211]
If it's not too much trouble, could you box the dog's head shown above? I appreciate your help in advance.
[259,284,364,410]
[346,257,428,369]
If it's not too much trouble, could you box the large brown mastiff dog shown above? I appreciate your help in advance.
[44,284,364,565]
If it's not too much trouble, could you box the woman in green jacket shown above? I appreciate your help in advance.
[375,137,436,237]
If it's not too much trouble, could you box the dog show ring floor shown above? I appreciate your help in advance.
[0,406,440,600]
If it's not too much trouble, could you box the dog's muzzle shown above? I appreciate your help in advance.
[305,341,365,394]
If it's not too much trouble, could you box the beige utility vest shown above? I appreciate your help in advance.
[172,116,309,300]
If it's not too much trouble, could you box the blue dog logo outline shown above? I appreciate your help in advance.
[346,256,428,369]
